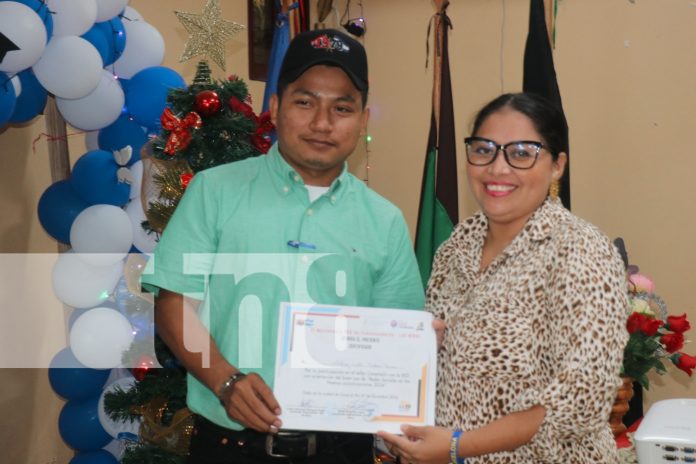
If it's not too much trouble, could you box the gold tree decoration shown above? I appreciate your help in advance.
[175,0,245,71]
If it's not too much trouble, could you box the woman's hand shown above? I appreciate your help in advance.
[433,319,446,351]
[377,425,452,464]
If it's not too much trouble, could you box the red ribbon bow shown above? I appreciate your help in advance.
[160,108,203,155]
[251,110,274,154]
[228,96,255,119]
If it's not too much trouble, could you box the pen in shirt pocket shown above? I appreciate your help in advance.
[287,240,316,250]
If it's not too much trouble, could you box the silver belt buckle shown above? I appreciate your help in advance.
[265,432,317,458]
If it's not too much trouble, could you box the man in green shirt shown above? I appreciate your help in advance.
[142,29,424,463]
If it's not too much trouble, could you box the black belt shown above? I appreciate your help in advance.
[193,415,372,461]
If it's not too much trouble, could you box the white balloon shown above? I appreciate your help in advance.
[121,6,143,22]
[69,307,134,369]
[109,21,164,79]
[46,0,98,37]
[70,204,133,266]
[52,251,124,308]
[56,70,124,131]
[0,2,47,73]
[98,376,142,438]
[10,74,22,97]
[128,160,143,199]
[85,130,100,151]
[124,199,158,254]
[95,0,129,22]
[33,35,103,99]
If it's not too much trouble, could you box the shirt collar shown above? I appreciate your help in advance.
[266,142,349,202]
[460,198,564,260]
[502,198,565,257]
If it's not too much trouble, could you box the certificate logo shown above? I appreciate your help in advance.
[390,320,416,330]
[398,400,412,412]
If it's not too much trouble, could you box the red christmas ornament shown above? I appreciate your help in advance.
[132,355,155,381]
[180,172,194,190]
[194,90,222,117]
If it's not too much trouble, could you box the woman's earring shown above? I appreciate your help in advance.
[549,179,560,200]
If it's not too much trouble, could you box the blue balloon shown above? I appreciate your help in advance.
[98,114,147,163]
[81,26,110,66]
[125,66,186,130]
[70,450,119,464]
[37,180,91,244]
[59,397,112,451]
[71,150,130,206]
[48,348,111,401]
[99,17,127,65]
[2,0,54,40]
[9,69,48,123]
[0,77,17,127]
[117,77,130,93]
[82,18,127,67]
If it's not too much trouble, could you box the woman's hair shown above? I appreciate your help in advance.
[471,92,569,160]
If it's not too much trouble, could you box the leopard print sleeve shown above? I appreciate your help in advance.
[514,221,629,462]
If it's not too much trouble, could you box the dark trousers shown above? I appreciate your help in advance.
[186,415,375,464]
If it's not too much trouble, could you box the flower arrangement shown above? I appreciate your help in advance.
[622,268,696,389]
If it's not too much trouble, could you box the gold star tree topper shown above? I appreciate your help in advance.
[175,0,245,71]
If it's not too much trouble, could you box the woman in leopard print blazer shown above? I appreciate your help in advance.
[379,93,628,464]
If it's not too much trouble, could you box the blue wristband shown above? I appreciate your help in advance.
[450,429,465,464]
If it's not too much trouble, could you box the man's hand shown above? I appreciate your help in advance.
[220,372,283,433]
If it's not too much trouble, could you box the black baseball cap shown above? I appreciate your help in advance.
[278,29,368,91]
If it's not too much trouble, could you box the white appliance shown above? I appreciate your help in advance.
[634,398,696,463]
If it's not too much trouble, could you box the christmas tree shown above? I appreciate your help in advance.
[142,59,273,233]
[104,60,273,463]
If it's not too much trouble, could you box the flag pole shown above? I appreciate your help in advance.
[544,0,553,47]
[431,0,448,132]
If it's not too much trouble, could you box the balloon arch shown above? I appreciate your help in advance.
[1,1,182,461]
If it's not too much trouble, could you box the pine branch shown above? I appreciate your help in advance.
[122,443,186,464]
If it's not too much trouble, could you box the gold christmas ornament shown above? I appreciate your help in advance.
[175,0,245,71]
[132,397,194,456]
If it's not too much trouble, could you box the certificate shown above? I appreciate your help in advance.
[273,302,436,434]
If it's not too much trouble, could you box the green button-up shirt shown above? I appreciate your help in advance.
[142,143,425,429]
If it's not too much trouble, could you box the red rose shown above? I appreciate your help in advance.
[671,352,696,376]
[666,314,691,334]
[640,317,663,337]
[627,312,648,334]
[660,332,685,353]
